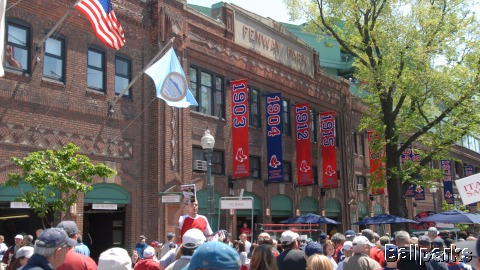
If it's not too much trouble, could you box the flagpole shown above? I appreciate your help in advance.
[108,37,175,113]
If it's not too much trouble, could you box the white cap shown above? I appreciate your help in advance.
[342,241,353,251]
[352,236,375,250]
[182,228,206,249]
[15,234,23,240]
[98,247,132,270]
[16,246,34,258]
[280,230,299,245]
[143,246,155,258]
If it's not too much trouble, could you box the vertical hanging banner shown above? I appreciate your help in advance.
[266,93,283,182]
[400,143,416,197]
[294,103,313,186]
[412,149,425,201]
[441,160,454,204]
[320,112,337,188]
[231,79,250,178]
[367,131,384,194]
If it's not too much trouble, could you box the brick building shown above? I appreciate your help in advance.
[1,0,479,261]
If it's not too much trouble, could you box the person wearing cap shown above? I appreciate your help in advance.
[331,233,345,263]
[304,242,324,257]
[22,228,77,270]
[56,220,97,270]
[361,229,384,267]
[165,228,206,270]
[98,247,133,270]
[161,233,176,257]
[418,235,447,270]
[2,234,24,269]
[342,236,380,270]
[345,230,356,242]
[177,201,213,245]
[11,246,34,270]
[136,235,149,260]
[319,233,328,245]
[186,241,240,270]
[276,230,307,270]
[133,246,159,270]
[150,241,162,262]
[336,241,352,270]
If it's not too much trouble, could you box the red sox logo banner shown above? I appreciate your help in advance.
[441,160,454,204]
[320,112,337,188]
[294,103,313,186]
[367,131,385,195]
[266,93,283,182]
[231,79,250,178]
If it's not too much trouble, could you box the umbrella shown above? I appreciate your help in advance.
[418,210,480,224]
[354,214,419,225]
[279,213,341,225]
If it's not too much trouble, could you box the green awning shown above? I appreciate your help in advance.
[271,195,292,216]
[237,191,262,216]
[374,204,384,215]
[84,183,130,204]
[358,201,368,219]
[196,189,221,232]
[325,198,341,218]
[0,181,59,202]
[300,196,318,215]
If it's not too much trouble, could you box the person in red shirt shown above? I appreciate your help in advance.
[177,200,213,243]
[134,246,159,270]
[56,220,97,270]
[239,222,252,242]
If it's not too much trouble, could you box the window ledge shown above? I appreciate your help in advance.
[40,77,65,90]
[190,110,226,123]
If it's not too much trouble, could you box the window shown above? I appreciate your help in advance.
[43,37,65,82]
[189,67,224,118]
[283,161,292,182]
[249,88,261,128]
[282,98,291,135]
[250,156,261,179]
[87,48,105,91]
[353,131,358,155]
[310,109,317,143]
[5,21,30,73]
[192,147,224,175]
[115,56,131,96]
[359,133,365,156]
[357,175,367,189]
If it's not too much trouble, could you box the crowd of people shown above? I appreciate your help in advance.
[1,200,479,270]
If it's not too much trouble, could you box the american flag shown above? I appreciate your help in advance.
[75,0,125,50]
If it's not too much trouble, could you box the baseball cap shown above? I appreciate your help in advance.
[57,220,79,236]
[143,246,155,258]
[418,235,432,247]
[432,238,445,248]
[342,241,353,251]
[140,235,146,239]
[35,227,77,248]
[353,236,375,248]
[361,229,375,242]
[182,228,206,249]
[150,241,161,247]
[427,227,438,236]
[98,247,132,270]
[280,230,299,245]
[305,242,324,257]
[167,232,175,240]
[15,234,23,240]
[345,230,356,238]
[16,246,34,259]
[319,233,327,241]
[185,241,240,270]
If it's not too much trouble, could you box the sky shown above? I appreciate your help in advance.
[186,0,302,23]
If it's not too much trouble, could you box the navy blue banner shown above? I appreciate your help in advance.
[441,160,454,204]
[266,93,283,182]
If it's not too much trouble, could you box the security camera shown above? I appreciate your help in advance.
[348,199,354,205]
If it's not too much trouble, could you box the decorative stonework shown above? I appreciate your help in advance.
[0,123,132,158]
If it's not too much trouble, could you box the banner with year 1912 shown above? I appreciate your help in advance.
[294,103,313,186]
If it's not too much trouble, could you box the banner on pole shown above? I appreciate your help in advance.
[266,93,283,183]
[320,112,337,188]
[441,160,454,204]
[294,103,313,186]
[367,131,384,195]
[231,79,250,178]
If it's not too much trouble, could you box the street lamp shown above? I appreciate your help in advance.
[429,186,438,213]
[201,128,215,227]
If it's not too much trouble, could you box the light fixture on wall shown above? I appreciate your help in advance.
[295,208,301,216]
[307,187,312,197]
[229,208,235,216]
[266,207,271,216]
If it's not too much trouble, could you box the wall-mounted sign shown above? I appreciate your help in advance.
[10,202,30,208]
[220,200,253,209]
[92,204,118,210]
[161,195,181,203]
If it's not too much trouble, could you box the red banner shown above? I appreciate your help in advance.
[231,79,250,178]
[367,131,385,194]
[294,103,313,186]
[320,112,338,188]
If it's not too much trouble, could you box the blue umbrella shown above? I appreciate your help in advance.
[418,210,480,224]
[354,214,419,225]
[279,213,341,225]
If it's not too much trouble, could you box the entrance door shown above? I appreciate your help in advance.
[83,208,125,262]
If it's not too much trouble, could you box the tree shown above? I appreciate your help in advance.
[285,0,480,231]
[6,143,116,225]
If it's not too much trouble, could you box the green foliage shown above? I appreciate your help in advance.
[6,143,116,218]
[285,0,480,221]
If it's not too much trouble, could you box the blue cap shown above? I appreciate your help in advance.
[35,228,77,248]
[305,242,324,257]
[385,244,398,262]
[319,233,327,241]
[432,238,445,247]
[345,230,356,238]
[185,241,240,270]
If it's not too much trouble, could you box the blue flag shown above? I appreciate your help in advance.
[145,47,198,108]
